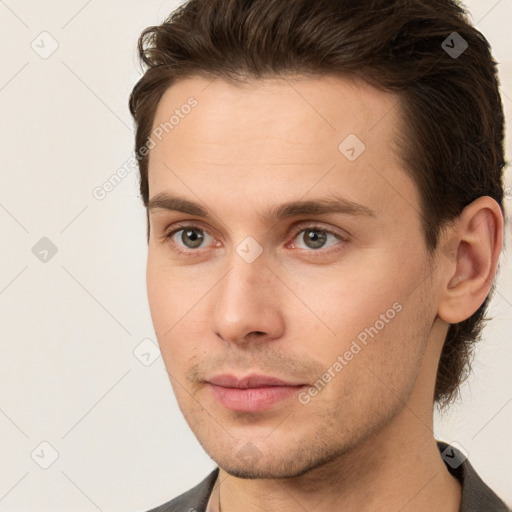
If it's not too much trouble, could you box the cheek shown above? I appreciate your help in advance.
[146,259,169,335]
[284,262,401,346]
[292,261,428,396]
[341,291,429,408]
[146,251,198,332]
[146,256,212,374]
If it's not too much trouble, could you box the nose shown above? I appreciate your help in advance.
[210,254,286,346]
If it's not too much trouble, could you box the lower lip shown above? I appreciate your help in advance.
[207,383,305,412]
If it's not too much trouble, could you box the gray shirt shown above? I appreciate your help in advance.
[146,441,510,511]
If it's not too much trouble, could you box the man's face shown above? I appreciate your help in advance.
[146,74,442,478]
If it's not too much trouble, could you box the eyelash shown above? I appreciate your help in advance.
[163,222,349,256]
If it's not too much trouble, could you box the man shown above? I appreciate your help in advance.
[129,0,510,510]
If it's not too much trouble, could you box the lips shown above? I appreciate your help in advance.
[205,373,307,413]
[207,373,303,388]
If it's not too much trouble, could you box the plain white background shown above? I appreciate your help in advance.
[0,0,511,510]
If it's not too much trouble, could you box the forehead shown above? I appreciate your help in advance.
[150,74,402,159]
[147,74,417,229]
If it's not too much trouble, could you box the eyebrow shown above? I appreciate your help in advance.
[147,192,376,222]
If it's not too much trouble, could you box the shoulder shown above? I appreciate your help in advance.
[144,467,219,512]
[436,441,510,512]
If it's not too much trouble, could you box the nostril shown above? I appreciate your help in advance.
[252,331,265,336]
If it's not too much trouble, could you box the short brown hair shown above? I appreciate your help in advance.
[129,0,506,408]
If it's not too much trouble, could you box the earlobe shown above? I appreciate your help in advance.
[437,196,503,324]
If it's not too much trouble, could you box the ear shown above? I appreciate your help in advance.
[437,196,503,324]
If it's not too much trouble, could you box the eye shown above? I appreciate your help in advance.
[165,224,215,252]
[289,225,347,253]
[163,223,348,255]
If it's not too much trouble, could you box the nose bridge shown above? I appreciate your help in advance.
[218,247,271,312]
[211,245,284,342]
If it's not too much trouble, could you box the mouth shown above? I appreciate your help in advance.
[205,373,308,413]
